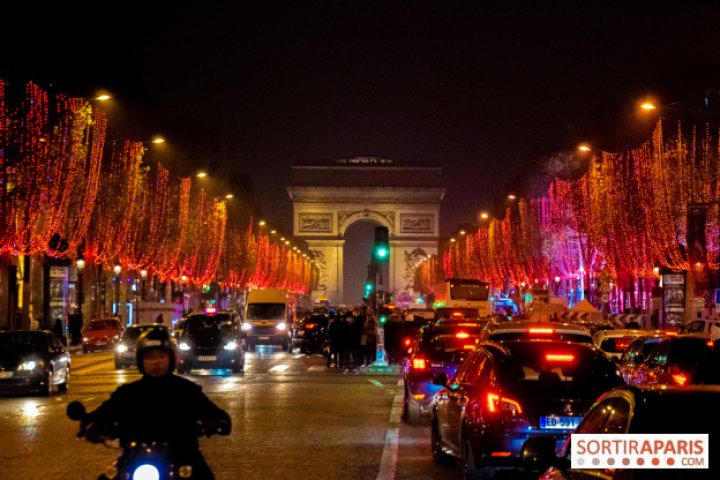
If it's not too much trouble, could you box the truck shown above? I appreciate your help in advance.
[431,278,492,318]
[242,288,295,351]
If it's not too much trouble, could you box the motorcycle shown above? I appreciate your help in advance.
[67,401,229,480]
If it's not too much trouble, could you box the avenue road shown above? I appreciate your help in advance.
[0,349,458,480]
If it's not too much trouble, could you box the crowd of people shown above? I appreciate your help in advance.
[324,306,378,373]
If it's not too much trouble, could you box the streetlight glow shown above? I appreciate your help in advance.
[507,194,517,200]
[113,264,122,276]
[95,94,112,101]
[196,171,207,178]
[578,144,591,152]
[75,258,85,273]
[152,136,166,144]
[480,212,489,220]
[641,102,657,110]
[258,220,266,226]
[225,194,234,199]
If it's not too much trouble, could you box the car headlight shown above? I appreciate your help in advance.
[276,322,287,331]
[179,342,191,351]
[132,464,160,480]
[116,344,128,353]
[223,341,238,351]
[18,360,38,371]
[82,337,89,343]
[241,322,252,331]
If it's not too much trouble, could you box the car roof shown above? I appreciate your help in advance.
[478,339,602,358]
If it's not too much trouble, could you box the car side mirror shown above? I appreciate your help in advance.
[432,372,448,386]
[522,437,569,471]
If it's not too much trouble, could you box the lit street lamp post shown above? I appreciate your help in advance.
[113,264,122,317]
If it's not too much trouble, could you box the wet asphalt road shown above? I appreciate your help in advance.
[0,348,471,480]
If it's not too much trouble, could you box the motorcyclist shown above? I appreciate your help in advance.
[80,328,231,479]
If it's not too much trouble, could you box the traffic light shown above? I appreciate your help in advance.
[374,226,389,261]
[378,315,387,324]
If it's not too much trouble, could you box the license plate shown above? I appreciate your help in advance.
[258,336,270,340]
[540,416,582,429]
[0,371,13,379]
[198,355,217,362]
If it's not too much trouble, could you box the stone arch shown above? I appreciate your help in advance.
[338,210,395,237]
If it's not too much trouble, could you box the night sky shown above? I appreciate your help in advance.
[3,1,720,236]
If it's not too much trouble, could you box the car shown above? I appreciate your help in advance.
[403,322,485,425]
[431,340,624,478]
[114,324,175,369]
[592,328,652,359]
[631,334,713,386]
[403,307,436,322]
[0,330,70,395]
[82,318,124,353]
[291,314,329,354]
[177,311,245,374]
[481,321,594,344]
[616,332,673,383]
[678,318,720,335]
[171,318,187,338]
[534,385,720,479]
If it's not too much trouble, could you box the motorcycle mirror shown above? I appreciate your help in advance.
[66,401,86,420]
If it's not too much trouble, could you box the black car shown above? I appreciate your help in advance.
[0,330,70,395]
[114,324,175,369]
[291,314,329,354]
[432,340,624,479]
[535,385,720,479]
[177,312,244,374]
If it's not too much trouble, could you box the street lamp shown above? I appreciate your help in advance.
[113,264,122,316]
[75,258,85,320]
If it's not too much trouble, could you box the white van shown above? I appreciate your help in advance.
[242,289,294,351]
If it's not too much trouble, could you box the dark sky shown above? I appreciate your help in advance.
[3,1,720,235]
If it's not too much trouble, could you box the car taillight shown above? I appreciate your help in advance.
[452,312,464,317]
[615,338,633,351]
[456,332,469,339]
[529,327,554,334]
[403,337,413,347]
[545,353,575,362]
[486,392,523,415]
[463,344,475,350]
[671,373,687,385]
[412,357,427,370]
[305,323,317,330]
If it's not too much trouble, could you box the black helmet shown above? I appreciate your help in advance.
[136,328,176,374]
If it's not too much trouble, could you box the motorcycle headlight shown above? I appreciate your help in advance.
[132,464,159,480]
[223,341,238,351]
[178,465,193,478]
[18,360,38,371]
[116,344,128,353]
[241,322,252,331]
[276,322,287,331]
[179,342,191,351]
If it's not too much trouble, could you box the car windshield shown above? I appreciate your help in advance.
[247,303,286,320]
[122,326,161,342]
[89,320,120,330]
[185,315,235,340]
[420,326,483,361]
[498,342,623,393]
[0,333,47,353]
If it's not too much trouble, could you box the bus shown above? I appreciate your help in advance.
[432,278,492,318]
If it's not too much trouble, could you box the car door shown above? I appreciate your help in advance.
[49,334,69,382]
[446,351,488,454]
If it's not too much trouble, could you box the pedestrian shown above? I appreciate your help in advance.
[362,312,377,366]
[342,312,359,373]
[326,313,341,368]
[68,313,84,345]
[156,313,165,325]
[51,317,67,345]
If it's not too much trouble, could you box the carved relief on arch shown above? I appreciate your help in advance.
[338,209,395,236]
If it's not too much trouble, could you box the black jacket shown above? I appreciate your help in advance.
[87,373,230,456]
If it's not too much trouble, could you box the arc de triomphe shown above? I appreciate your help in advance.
[287,157,445,305]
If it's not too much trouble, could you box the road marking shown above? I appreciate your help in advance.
[376,379,403,480]
[307,365,327,371]
[269,364,290,373]
[369,379,384,388]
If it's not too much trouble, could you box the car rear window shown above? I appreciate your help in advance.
[489,332,593,344]
[599,336,636,353]
[419,328,482,361]
[497,342,622,390]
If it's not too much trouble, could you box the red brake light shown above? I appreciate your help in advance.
[305,323,317,330]
[615,338,632,350]
[205,306,217,314]
[707,340,714,347]
[529,327,555,334]
[412,357,427,370]
[456,332,470,339]
[665,331,678,337]
[463,344,475,350]
[452,312,464,317]
[486,392,523,414]
[672,373,687,385]
[545,353,575,362]
[403,337,413,347]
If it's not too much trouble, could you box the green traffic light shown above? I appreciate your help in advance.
[379,315,387,324]
[376,247,388,258]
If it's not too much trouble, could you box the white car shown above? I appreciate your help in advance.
[592,329,650,359]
